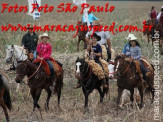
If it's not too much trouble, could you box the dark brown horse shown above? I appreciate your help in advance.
[15,60,63,116]
[75,58,109,113]
[114,55,154,108]
[0,74,12,122]
[143,19,156,45]
[77,21,88,51]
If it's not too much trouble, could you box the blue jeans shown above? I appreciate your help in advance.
[33,50,37,60]
[139,60,146,80]
[46,60,55,77]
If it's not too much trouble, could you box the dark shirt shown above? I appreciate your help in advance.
[90,43,102,60]
[21,32,38,52]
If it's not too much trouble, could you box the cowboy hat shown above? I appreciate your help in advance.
[93,20,102,26]
[125,34,137,41]
[91,33,101,41]
[41,33,49,39]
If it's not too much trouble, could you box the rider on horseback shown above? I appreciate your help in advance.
[76,33,109,88]
[21,24,38,60]
[85,20,111,61]
[82,7,99,27]
[157,6,163,25]
[123,34,147,83]
[36,33,55,86]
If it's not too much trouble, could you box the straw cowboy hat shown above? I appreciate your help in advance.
[162,6,163,8]
[41,33,49,39]
[93,20,102,26]
[125,34,137,41]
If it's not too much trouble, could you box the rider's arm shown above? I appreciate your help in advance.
[91,13,99,21]
[104,31,111,51]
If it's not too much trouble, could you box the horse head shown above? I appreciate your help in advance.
[114,55,130,77]
[75,57,88,78]
[15,61,29,83]
[5,45,14,63]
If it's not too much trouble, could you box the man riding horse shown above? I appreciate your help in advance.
[76,33,109,89]
[85,20,112,62]
[21,24,38,61]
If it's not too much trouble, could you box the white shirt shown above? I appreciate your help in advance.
[157,12,162,20]
[86,29,110,45]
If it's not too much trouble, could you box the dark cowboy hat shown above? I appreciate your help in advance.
[129,40,140,47]
[91,33,101,41]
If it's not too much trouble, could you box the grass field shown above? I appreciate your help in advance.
[0,0,163,121]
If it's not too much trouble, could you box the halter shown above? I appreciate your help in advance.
[78,61,92,87]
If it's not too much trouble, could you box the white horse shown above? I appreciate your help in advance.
[5,45,28,92]
[6,45,28,64]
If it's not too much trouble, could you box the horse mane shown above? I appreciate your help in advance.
[13,45,26,54]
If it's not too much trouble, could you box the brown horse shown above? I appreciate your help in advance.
[77,21,88,51]
[0,74,12,122]
[143,19,156,45]
[114,55,154,108]
[15,60,63,116]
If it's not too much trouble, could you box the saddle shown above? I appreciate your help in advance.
[33,57,62,76]
[125,57,153,79]
[85,58,109,80]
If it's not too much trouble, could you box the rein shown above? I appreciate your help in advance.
[120,61,132,76]
[27,60,42,80]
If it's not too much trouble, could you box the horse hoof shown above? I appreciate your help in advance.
[83,108,89,114]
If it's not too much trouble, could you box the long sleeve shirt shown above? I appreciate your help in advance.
[36,42,52,60]
[82,13,99,23]
[130,46,141,60]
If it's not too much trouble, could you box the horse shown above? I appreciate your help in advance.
[0,73,12,122]
[5,45,28,69]
[114,55,154,108]
[77,21,88,51]
[75,57,109,113]
[15,60,63,117]
[143,19,156,45]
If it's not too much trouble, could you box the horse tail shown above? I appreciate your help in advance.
[3,90,12,111]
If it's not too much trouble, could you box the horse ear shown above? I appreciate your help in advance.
[11,45,14,48]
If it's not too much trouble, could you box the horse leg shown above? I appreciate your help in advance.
[84,40,87,50]
[57,87,62,107]
[130,89,134,103]
[0,88,9,122]
[117,87,123,106]
[138,87,144,108]
[97,87,104,103]
[35,89,43,119]
[0,100,9,122]
[45,87,52,110]
[30,89,37,111]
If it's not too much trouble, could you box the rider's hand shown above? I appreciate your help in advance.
[40,57,43,60]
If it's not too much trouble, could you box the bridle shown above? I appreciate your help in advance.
[77,61,92,87]
[115,59,132,77]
